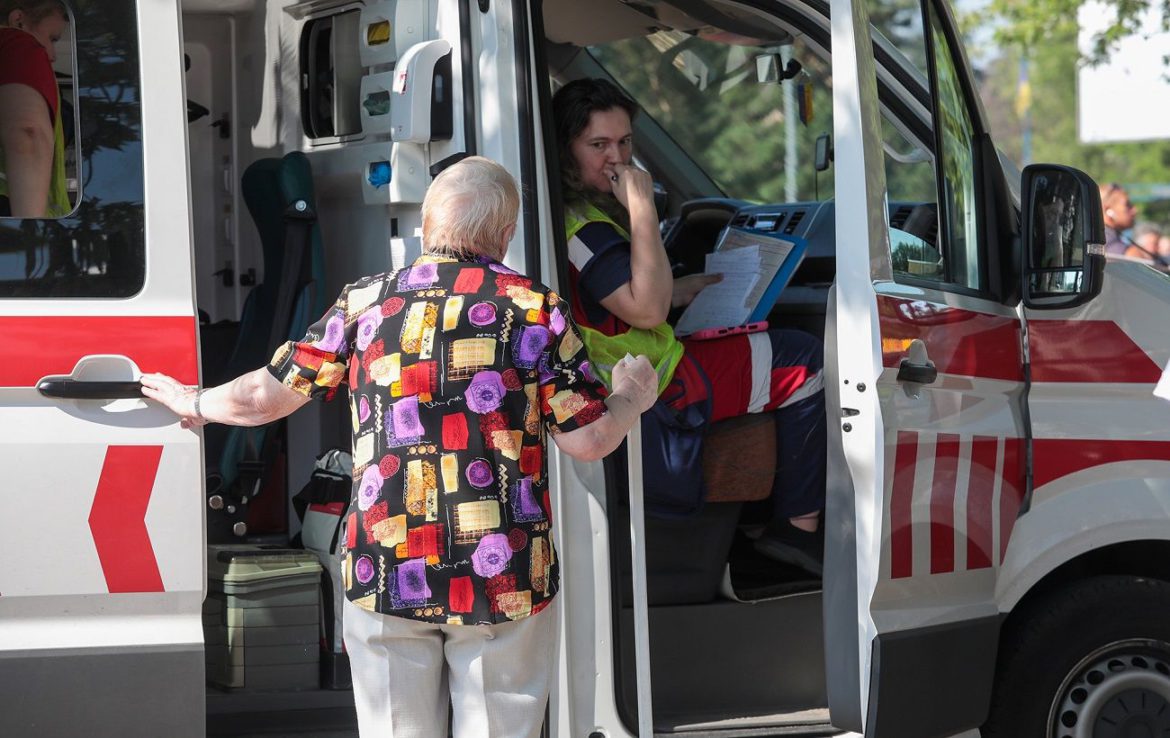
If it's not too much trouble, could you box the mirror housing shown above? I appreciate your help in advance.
[815,133,833,172]
[1020,164,1106,310]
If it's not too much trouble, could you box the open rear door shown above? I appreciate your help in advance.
[0,2,205,735]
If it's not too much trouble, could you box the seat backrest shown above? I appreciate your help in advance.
[210,152,326,488]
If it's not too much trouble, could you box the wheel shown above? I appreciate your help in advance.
[983,575,1170,737]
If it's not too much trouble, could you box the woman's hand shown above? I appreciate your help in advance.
[671,273,723,308]
[140,373,206,429]
[610,354,659,412]
[609,162,655,213]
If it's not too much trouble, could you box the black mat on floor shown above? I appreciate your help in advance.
[727,530,822,601]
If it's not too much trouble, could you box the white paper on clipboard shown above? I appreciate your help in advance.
[673,227,797,336]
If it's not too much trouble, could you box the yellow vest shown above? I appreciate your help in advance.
[565,202,683,394]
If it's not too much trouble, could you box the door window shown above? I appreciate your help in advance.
[589,32,835,203]
[870,0,983,291]
[927,4,981,290]
[0,0,145,298]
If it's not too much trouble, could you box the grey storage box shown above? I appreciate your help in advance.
[204,545,323,691]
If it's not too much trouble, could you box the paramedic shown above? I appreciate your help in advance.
[552,78,827,575]
[142,156,659,738]
[0,0,69,217]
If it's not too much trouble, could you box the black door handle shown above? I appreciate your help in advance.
[897,360,938,384]
[36,379,144,400]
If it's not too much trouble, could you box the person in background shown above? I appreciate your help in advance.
[1099,182,1141,259]
[142,156,660,738]
[0,0,69,217]
[552,78,827,576]
[1132,223,1167,268]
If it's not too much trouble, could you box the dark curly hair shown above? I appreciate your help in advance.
[551,78,639,221]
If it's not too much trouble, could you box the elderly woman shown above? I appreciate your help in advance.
[143,156,659,738]
[552,78,827,575]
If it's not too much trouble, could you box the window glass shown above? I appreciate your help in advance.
[590,32,835,203]
[870,0,982,290]
[301,10,362,140]
[0,0,145,298]
[928,4,981,290]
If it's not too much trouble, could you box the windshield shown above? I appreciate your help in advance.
[589,31,834,203]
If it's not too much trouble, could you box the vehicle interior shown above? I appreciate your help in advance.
[172,0,952,733]
[540,0,943,731]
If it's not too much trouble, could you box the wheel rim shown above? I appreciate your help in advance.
[1048,638,1170,738]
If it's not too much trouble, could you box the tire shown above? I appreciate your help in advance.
[983,575,1170,738]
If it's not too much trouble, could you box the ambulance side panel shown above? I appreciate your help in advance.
[0,1,204,735]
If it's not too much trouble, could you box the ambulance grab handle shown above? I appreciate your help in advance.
[36,379,145,400]
[897,360,937,385]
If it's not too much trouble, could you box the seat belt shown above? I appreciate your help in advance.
[234,199,317,519]
[267,199,317,355]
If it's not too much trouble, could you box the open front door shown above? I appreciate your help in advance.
[825,0,1027,735]
[0,2,205,735]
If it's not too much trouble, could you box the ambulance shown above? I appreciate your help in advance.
[2,0,1166,736]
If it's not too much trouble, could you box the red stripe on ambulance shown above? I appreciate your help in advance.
[89,445,165,593]
[929,434,960,574]
[965,436,998,570]
[890,431,918,579]
[890,432,1023,579]
[1029,320,1162,383]
[0,316,199,387]
[1032,439,1170,490]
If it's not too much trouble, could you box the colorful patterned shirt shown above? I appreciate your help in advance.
[268,254,608,625]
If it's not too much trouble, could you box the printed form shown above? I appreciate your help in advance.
[674,229,796,335]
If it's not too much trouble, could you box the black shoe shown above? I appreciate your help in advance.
[753,520,824,577]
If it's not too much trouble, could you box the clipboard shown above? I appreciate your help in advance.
[714,226,809,323]
[674,226,809,335]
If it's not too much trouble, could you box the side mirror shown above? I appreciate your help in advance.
[815,133,833,172]
[1021,164,1106,310]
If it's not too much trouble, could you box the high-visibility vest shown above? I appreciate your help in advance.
[564,201,683,395]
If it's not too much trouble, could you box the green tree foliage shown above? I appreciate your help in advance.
[960,7,1170,226]
[968,0,1169,64]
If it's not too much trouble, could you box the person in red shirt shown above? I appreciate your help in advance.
[0,0,68,218]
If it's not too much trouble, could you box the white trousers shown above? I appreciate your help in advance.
[343,597,560,738]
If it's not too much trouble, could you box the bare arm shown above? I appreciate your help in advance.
[0,84,54,218]
[598,163,673,328]
[141,368,310,429]
[551,354,658,462]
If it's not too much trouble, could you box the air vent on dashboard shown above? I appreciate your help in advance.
[729,213,749,228]
[782,210,806,234]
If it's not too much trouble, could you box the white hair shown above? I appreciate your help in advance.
[421,156,519,261]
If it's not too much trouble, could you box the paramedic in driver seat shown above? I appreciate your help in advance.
[0,0,69,218]
[142,156,660,738]
[552,78,827,575]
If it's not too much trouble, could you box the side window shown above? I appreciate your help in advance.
[300,9,363,141]
[870,0,983,290]
[0,0,145,298]
[926,3,980,290]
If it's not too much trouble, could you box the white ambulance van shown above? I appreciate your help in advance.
[2,0,1166,736]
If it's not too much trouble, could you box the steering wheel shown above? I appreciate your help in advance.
[662,198,746,276]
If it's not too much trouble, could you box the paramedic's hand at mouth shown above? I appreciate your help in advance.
[608,162,654,212]
[141,369,309,430]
